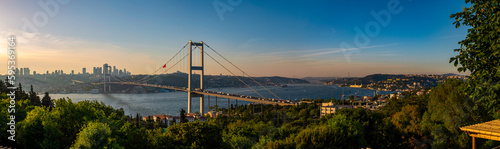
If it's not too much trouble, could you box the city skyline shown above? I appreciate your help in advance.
[13,64,131,76]
[0,0,470,77]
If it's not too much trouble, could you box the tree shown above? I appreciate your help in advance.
[29,85,41,106]
[449,0,500,118]
[349,95,355,101]
[391,104,428,148]
[41,92,53,108]
[0,80,7,93]
[166,121,225,148]
[71,122,120,149]
[294,114,366,148]
[17,106,64,149]
[179,109,188,123]
[16,83,28,101]
[421,79,478,148]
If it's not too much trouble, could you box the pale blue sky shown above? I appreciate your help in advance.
[0,0,469,77]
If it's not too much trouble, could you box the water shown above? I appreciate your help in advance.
[49,84,394,116]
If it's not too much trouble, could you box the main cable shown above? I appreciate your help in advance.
[204,51,265,99]
[204,43,282,100]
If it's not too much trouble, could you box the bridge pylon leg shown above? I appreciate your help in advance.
[200,96,204,116]
[188,92,192,113]
[187,40,205,115]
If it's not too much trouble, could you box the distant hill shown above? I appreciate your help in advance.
[6,72,309,93]
[442,73,461,76]
[322,73,467,91]
[359,74,406,84]
[302,77,339,83]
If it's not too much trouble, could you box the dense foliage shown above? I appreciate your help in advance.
[1,77,499,148]
[449,0,500,118]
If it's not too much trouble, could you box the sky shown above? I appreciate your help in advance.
[0,0,470,78]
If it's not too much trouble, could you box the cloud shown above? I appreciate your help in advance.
[259,43,399,64]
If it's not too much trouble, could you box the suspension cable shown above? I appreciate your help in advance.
[204,43,282,100]
[134,42,189,83]
[110,74,127,82]
[138,46,197,83]
[204,51,265,99]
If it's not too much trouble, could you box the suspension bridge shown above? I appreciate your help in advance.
[95,41,295,115]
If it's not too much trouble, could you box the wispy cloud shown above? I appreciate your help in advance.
[260,43,399,64]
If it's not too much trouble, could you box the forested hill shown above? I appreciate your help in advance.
[4,72,309,93]
[131,72,310,88]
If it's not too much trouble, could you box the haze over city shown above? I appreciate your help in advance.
[0,0,469,77]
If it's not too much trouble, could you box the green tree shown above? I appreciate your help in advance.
[349,95,354,101]
[29,85,41,106]
[16,83,28,101]
[41,92,53,108]
[71,122,121,149]
[421,79,478,148]
[179,108,188,123]
[449,0,500,118]
[166,121,225,148]
[294,114,366,149]
[17,106,64,149]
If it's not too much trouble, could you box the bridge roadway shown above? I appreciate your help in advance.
[103,82,295,106]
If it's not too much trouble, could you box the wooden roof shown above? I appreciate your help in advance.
[460,120,500,141]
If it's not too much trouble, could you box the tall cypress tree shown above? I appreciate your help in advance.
[41,92,54,109]
[29,85,41,106]
[180,109,188,123]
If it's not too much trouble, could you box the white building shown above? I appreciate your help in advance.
[320,102,353,117]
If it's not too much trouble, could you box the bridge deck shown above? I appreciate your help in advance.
[103,82,295,106]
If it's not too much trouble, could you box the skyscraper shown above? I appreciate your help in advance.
[82,68,86,74]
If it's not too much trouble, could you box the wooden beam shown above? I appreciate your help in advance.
[467,133,500,142]
[472,136,475,149]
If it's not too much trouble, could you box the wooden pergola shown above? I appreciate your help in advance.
[460,120,500,149]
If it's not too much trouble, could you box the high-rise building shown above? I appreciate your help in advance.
[71,70,74,75]
[82,68,86,74]
[20,68,23,75]
[23,68,30,75]
[103,64,109,75]
[33,71,36,75]
[46,71,49,75]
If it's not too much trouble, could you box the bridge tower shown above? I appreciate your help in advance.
[103,63,111,93]
[187,41,205,115]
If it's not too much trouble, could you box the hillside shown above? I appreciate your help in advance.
[5,72,309,93]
